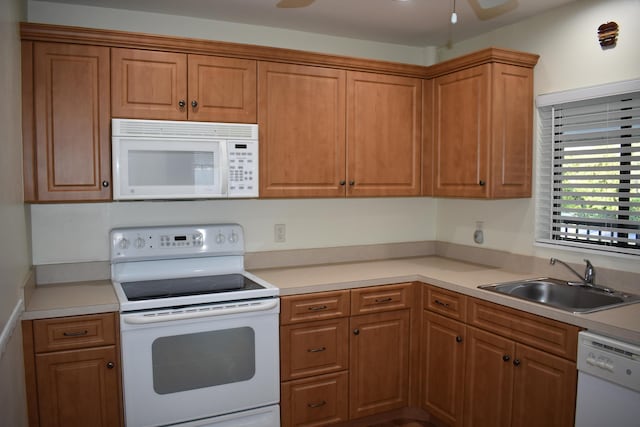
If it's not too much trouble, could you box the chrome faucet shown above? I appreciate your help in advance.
[549,258,596,286]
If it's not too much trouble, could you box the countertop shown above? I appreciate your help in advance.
[22,279,118,320]
[22,256,639,345]
[251,256,640,345]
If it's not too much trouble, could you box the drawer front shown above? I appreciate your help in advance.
[351,283,413,315]
[423,285,467,321]
[33,312,117,353]
[467,298,579,360]
[281,371,349,427]
[281,290,350,324]
[281,318,349,381]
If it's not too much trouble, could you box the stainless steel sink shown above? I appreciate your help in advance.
[478,278,640,313]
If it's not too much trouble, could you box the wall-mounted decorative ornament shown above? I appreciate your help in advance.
[597,21,619,48]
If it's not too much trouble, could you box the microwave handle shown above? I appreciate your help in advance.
[122,299,278,324]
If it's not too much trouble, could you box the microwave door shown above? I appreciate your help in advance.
[114,139,224,200]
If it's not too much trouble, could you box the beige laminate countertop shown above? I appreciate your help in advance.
[22,256,639,345]
[251,256,640,345]
[22,280,118,320]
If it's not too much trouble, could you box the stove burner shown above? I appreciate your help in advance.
[121,274,265,301]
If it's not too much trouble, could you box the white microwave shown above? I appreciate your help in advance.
[112,119,258,200]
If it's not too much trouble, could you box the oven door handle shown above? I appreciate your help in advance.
[122,299,278,324]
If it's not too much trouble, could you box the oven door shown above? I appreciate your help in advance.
[120,298,279,427]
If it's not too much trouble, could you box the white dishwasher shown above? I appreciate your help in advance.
[575,331,640,427]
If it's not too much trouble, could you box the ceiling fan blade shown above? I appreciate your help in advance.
[467,0,518,21]
[276,0,316,8]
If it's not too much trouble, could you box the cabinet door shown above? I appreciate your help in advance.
[490,63,534,198]
[349,309,410,419]
[346,72,422,197]
[111,48,187,120]
[187,55,256,123]
[463,327,514,427]
[29,42,111,202]
[35,346,121,427]
[258,62,346,198]
[421,312,465,427]
[511,344,577,427]
[433,64,490,197]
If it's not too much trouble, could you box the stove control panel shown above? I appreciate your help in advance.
[110,224,244,262]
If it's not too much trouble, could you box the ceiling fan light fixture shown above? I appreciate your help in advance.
[451,0,458,24]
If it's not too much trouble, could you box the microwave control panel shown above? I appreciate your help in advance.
[227,141,258,198]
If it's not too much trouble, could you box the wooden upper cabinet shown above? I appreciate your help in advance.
[432,56,536,198]
[433,64,491,198]
[111,48,187,120]
[23,42,111,202]
[187,54,256,122]
[111,48,256,122]
[346,72,422,197]
[258,61,346,198]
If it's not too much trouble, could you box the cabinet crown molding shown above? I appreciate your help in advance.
[20,23,539,79]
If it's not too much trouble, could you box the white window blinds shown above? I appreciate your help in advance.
[536,87,640,256]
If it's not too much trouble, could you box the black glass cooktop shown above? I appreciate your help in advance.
[121,274,265,301]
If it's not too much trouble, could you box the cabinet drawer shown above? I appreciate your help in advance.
[33,312,117,353]
[467,298,579,360]
[281,291,350,324]
[423,285,467,321]
[351,283,413,315]
[281,371,349,427]
[281,318,349,381]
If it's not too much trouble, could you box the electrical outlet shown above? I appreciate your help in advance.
[274,224,286,243]
[474,221,484,244]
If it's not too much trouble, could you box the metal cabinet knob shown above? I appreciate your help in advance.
[178,100,186,108]
[502,354,511,362]
[191,100,198,108]
[456,336,463,343]
[349,181,355,186]
[479,180,486,186]
[106,362,115,369]
[513,359,521,367]
[353,328,360,335]
[101,180,109,188]
[339,180,346,186]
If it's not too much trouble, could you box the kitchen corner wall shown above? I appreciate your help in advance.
[1,0,30,424]
[435,0,640,274]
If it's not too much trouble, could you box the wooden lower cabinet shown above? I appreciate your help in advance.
[34,346,121,427]
[421,289,578,427]
[421,311,466,427]
[281,371,349,427]
[280,284,415,426]
[22,313,122,427]
[349,309,411,419]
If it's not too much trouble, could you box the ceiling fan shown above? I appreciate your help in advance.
[276,0,517,20]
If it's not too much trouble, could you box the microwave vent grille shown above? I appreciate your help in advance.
[113,119,257,140]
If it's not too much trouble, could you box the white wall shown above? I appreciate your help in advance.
[435,0,640,274]
[0,0,30,424]
[27,0,438,65]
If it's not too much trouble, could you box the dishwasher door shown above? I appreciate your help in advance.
[575,331,640,427]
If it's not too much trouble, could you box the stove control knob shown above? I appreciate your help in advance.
[134,237,146,249]
[216,233,226,244]
[193,233,203,247]
[118,238,130,250]
[229,231,239,244]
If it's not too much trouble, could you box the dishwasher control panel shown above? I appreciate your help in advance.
[577,331,640,392]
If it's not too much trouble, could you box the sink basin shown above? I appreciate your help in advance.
[478,278,640,313]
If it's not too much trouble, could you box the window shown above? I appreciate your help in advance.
[536,80,640,256]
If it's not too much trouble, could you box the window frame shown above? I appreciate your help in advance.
[535,79,640,257]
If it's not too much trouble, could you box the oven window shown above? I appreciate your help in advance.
[151,327,255,394]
